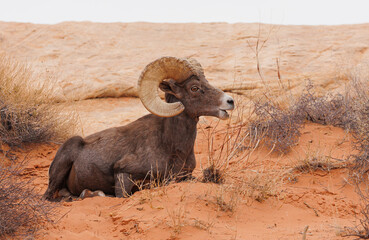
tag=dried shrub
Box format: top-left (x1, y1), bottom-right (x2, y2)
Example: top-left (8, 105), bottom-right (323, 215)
top-left (325, 66), bottom-right (369, 237)
top-left (352, 152), bottom-right (369, 180)
top-left (204, 168), bottom-right (282, 212)
top-left (202, 165), bottom-right (224, 184)
top-left (241, 170), bottom-right (281, 203)
top-left (214, 184), bottom-right (240, 213)
top-left (0, 54), bottom-right (76, 147)
top-left (292, 81), bottom-right (349, 127)
top-left (166, 205), bottom-right (187, 235)
top-left (341, 72), bottom-right (369, 178)
top-left (292, 148), bottom-right (345, 175)
top-left (249, 100), bottom-right (303, 153)
top-left (0, 161), bottom-right (53, 238)
top-left (343, 182), bottom-right (369, 239)
top-left (199, 96), bottom-right (257, 182)
top-left (249, 81), bottom-right (353, 153)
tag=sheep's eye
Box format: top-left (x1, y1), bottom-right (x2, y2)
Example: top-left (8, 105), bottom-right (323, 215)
top-left (190, 86), bottom-right (199, 92)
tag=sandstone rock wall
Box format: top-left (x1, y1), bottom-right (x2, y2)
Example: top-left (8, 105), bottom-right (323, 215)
top-left (0, 22), bottom-right (368, 101)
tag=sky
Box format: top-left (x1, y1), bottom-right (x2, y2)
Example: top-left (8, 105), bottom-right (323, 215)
top-left (1, 0), bottom-right (369, 25)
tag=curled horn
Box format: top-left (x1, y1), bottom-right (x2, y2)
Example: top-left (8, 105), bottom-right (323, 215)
top-left (137, 56), bottom-right (203, 117)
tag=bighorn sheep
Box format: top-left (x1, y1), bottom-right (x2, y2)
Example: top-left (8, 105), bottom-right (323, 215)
top-left (44, 57), bottom-right (234, 201)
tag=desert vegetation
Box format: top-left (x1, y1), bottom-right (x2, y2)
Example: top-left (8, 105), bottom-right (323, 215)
top-left (0, 54), bottom-right (76, 238)
top-left (191, 28), bottom-right (369, 237)
top-left (0, 161), bottom-right (53, 238)
top-left (0, 54), bottom-right (75, 147)
top-left (1, 58), bottom-right (367, 239)
top-left (1, 21), bottom-right (369, 239)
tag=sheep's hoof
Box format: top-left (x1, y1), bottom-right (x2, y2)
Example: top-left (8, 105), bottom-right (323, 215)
top-left (79, 189), bottom-right (106, 199)
top-left (59, 188), bottom-right (72, 197)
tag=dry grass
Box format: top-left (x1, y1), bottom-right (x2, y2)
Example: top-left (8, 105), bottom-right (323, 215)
top-left (343, 181), bottom-right (369, 239)
top-left (246, 24), bottom-right (303, 153)
top-left (214, 184), bottom-right (240, 213)
top-left (199, 95), bottom-right (258, 183)
top-left (0, 54), bottom-right (76, 148)
top-left (346, 75), bottom-right (369, 179)
top-left (241, 170), bottom-right (282, 203)
top-left (293, 84), bottom-right (349, 127)
top-left (192, 217), bottom-right (214, 232)
top-left (249, 80), bottom-right (352, 154)
top-left (245, 25), bottom-right (351, 154)
top-left (196, 26), bottom-right (369, 238)
top-left (293, 148), bottom-right (345, 175)
top-left (0, 54), bottom-right (75, 238)
top-left (340, 66), bottom-right (369, 238)
top-left (201, 167), bottom-right (283, 216)
top-left (198, 93), bottom-right (284, 209)
top-left (197, 29), bottom-right (366, 223)
top-left (166, 205), bottom-right (187, 235)
top-left (249, 99), bottom-right (303, 153)
top-left (124, 169), bottom-right (178, 208)
top-left (0, 160), bottom-right (54, 238)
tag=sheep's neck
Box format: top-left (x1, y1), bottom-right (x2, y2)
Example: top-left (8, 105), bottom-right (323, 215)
top-left (162, 112), bottom-right (197, 152)
top-left (161, 93), bottom-right (198, 157)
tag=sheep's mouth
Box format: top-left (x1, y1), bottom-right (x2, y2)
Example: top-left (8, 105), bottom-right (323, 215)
top-left (219, 109), bottom-right (230, 120)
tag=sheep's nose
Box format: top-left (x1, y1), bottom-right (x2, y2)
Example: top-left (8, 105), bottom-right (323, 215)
top-left (223, 95), bottom-right (235, 110)
top-left (227, 98), bottom-right (234, 106)
top-left (220, 94), bottom-right (235, 110)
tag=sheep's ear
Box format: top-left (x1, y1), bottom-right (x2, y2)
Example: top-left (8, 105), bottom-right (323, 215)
top-left (159, 79), bottom-right (183, 99)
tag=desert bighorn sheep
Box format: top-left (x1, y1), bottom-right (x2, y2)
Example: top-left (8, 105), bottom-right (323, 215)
top-left (44, 57), bottom-right (234, 201)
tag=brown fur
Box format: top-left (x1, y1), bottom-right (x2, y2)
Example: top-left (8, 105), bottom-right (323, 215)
top-left (44, 75), bottom-right (234, 201)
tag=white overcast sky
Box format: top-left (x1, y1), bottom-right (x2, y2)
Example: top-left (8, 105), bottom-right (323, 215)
top-left (1, 0), bottom-right (369, 25)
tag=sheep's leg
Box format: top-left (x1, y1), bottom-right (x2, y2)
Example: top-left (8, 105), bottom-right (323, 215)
top-left (113, 154), bottom-right (137, 197)
top-left (114, 172), bottom-right (135, 197)
top-left (58, 188), bottom-right (72, 197)
top-left (175, 149), bottom-right (196, 182)
top-left (43, 136), bottom-right (84, 201)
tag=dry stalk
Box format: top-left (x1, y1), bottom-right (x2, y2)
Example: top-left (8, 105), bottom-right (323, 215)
top-left (0, 54), bottom-right (76, 148)
top-left (199, 95), bottom-right (258, 183)
top-left (166, 205), bottom-right (187, 235)
top-left (0, 159), bottom-right (54, 238)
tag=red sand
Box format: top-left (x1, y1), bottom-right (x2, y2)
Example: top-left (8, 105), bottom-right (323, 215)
top-left (1, 21), bottom-right (367, 240)
top-left (13, 120), bottom-right (360, 240)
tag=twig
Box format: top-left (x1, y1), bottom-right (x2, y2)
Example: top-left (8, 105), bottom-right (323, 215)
top-left (302, 225), bottom-right (309, 240)
top-left (303, 202), bottom-right (319, 217)
top-left (54, 208), bottom-right (72, 224)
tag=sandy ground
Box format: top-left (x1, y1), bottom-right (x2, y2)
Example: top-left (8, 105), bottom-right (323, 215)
top-left (1, 21), bottom-right (368, 239)
top-left (16, 116), bottom-right (360, 240)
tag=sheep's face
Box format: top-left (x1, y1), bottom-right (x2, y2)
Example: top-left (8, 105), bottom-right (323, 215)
top-left (159, 75), bottom-right (234, 119)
